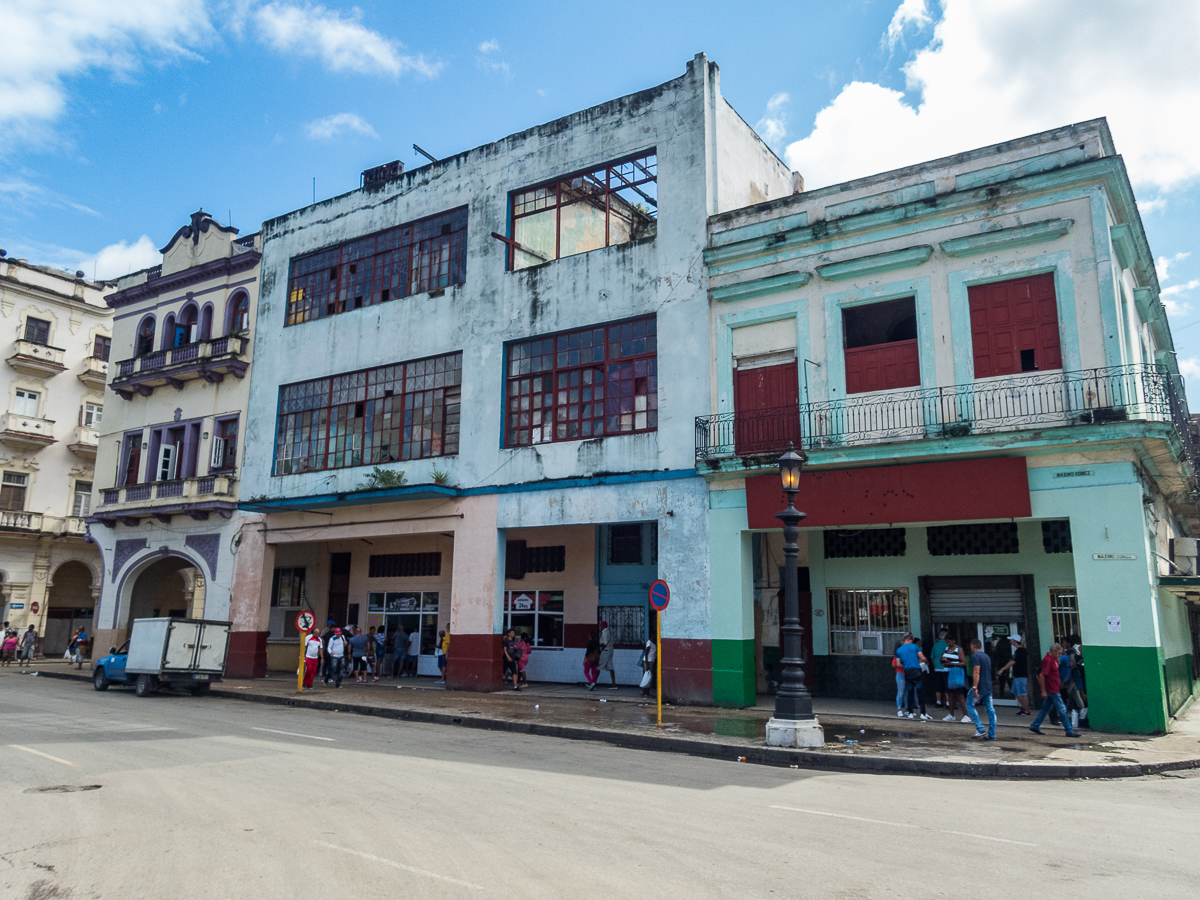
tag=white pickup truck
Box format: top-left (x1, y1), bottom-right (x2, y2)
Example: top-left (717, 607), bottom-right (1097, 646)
top-left (93, 617), bottom-right (231, 697)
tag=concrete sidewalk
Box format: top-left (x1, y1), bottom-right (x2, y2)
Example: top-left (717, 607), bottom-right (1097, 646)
top-left (20, 660), bottom-right (1200, 779)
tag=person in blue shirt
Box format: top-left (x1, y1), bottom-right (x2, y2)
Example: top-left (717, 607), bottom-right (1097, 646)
top-left (895, 634), bottom-right (932, 720)
top-left (965, 638), bottom-right (997, 740)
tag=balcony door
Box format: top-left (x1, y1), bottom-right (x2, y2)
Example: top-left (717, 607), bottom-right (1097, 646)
top-left (734, 356), bottom-right (800, 455)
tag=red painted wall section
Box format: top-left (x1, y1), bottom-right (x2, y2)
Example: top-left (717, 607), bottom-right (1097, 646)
top-left (226, 631), bottom-right (268, 678)
top-left (662, 638), bottom-right (713, 705)
top-left (446, 633), bottom-right (504, 692)
top-left (746, 457), bottom-right (1030, 529)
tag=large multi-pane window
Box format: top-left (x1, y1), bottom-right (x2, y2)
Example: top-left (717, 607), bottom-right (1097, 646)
top-left (503, 590), bottom-right (565, 648)
top-left (285, 207), bottom-right (467, 326)
top-left (505, 315), bottom-right (657, 446)
top-left (508, 152), bottom-right (657, 270)
top-left (827, 588), bottom-right (911, 656)
top-left (274, 352), bottom-right (462, 475)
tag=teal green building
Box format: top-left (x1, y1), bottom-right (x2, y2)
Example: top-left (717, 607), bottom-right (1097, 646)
top-left (699, 119), bottom-right (1199, 734)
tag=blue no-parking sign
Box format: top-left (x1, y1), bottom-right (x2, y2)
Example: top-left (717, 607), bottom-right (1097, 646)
top-left (649, 579), bottom-right (670, 611)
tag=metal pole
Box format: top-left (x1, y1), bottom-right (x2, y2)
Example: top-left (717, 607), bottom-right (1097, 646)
top-left (774, 494), bottom-right (813, 720)
top-left (656, 611), bottom-right (662, 727)
top-left (297, 629), bottom-right (306, 693)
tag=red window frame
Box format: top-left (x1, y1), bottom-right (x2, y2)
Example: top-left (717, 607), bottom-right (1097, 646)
top-left (504, 315), bottom-right (657, 447)
top-left (285, 207), bottom-right (467, 326)
top-left (968, 273), bottom-right (1063, 379)
top-left (274, 352), bottom-right (462, 475)
top-left (508, 152), bottom-right (657, 270)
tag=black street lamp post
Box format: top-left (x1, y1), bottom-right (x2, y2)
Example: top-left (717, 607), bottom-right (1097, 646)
top-left (774, 442), bottom-right (814, 721)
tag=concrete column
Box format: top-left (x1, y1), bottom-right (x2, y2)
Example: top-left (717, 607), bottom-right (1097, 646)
top-left (446, 494), bottom-right (504, 692)
top-left (228, 516), bottom-right (270, 678)
top-left (709, 495), bottom-right (755, 706)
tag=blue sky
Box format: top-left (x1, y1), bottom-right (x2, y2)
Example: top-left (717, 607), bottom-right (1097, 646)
top-left (3, 0), bottom-right (1199, 373)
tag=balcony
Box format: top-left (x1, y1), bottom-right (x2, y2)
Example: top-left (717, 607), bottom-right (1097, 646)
top-left (0, 512), bottom-right (89, 536)
top-left (696, 364), bottom-right (1197, 465)
top-left (112, 335), bottom-right (249, 399)
top-left (95, 475), bottom-right (238, 524)
top-left (67, 425), bottom-right (99, 460)
top-left (0, 510), bottom-right (42, 532)
top-left (77, 356), bottom-right (109, 389)
top-left (7, 340), bottom-right (66, 378)
top-left (0, 412), bottom-right (56, 452)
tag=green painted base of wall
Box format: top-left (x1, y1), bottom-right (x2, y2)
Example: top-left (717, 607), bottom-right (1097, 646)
top-left (1164, 653), bottom-right (1194, 717)
top-left (712, 639), bottom-right (755, 708)
top-left (1083, 645), bottom-right (1169, 734)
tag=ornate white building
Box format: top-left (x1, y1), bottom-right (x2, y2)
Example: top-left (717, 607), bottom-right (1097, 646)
top-left (0, 251), bottom-right (111, 654)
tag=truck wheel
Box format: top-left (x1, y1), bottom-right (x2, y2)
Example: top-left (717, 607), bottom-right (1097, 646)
top-left (189, 684), bottom-right (211, 696)
top-left (135, 674), bottom-right (158, 697)
top-left (93, 669), bottom-right (109, 692)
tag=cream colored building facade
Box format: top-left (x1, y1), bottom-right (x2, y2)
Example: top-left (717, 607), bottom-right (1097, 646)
top-left (0, 252), bottom-right (111, 654)
top-left (89, 212), bottom-right (268, 676)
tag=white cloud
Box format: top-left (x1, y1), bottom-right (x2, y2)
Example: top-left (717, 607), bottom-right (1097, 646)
top-left (0, 0), bottom-right (212, 146)
top-left (885, 0), bottom-right (932, 48)
top-left (80, 236), bottom-right (160, 280)
top-left (755, 92), bottom-right (790, 147)
top-left (254, 3), bottom-right (440, 78)
top-left (305, 112), bottom-right (378, 140)
top-left (475, 39), bottom-right (511, 79)
top-left (1179, 357), bottom-right (1200, 381)
top-left (1138, 197), bottom-right (1167, 215)
top-left (1157, 252), bottom-right (1191, 283)
top-left (786, 0), bottom-right (1200, 193)
top-left (1162, 279), bottom-right (1200, 298)
top-left (478, 39), bottom-right (499, 54)
top-left (0, 178), bottom-right (99, 217)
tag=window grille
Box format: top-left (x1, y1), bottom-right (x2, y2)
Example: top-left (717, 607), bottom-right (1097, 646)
top-left (275, 351), bottom-right (462, 474)
top-left (368, 553), bottom-right (442, 578)
top-left (508, 151), bottom-right (657, 270)
top-left (601, 605), bottom-right (646, 646)
top-left (607, 523), bottom-right (644, 565)
top-left (1041, 520), bottom-right (1073, 553)
top-left (827, 588), bottom-right (911, 656)
top-left (523, 545), bottom-right (566, 573)
top-left (1049, 587), bottom-right (1079, 644)
top-left (285, 207), bottom-right (467, 325)
top-left (824, 528), bottom-right (907, 558)
top-left (927, 522), bottom-right (1019, 556)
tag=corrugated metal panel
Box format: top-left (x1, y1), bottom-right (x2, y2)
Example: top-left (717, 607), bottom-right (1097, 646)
top-left (929, 587), bottom-right (1023, 618)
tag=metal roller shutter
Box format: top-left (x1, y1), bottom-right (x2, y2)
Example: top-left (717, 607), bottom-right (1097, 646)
top-left (929, 586), bottom-right (1024, 619)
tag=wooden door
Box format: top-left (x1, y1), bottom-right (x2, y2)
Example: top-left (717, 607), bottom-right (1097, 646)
top-left (734, 361), bottom-right (800, 454)
top-left (969, 273), bottom-right (1062, 378)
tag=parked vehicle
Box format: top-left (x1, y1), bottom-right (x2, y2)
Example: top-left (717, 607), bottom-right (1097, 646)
top-left (93, 618), bottom-right (231, 697)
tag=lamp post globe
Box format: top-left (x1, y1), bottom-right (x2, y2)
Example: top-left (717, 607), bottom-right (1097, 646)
top-left (774, 442), bottom-right (814, 722)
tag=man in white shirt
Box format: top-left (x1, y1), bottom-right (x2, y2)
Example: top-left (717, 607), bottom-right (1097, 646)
top-left (302, 630), bottom-right (322, 689)
top-left (325, 627), bottom-right (348, 688)
top-left (406, 628), bottom-right (421, 677)
top-left (598, 620), bottom-right (617, 689)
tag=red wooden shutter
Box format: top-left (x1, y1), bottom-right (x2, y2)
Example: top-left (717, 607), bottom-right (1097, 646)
top-left (844, 339), bottom-right (920, 394)
top-left (969, 273), bottom-right (1061, 379)
top-left (733, 361), bottom-right (800, 454)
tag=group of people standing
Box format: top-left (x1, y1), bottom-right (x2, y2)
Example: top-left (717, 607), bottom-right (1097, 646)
top-left (300, 620), bottom-right (449, 690)
top-left (893, 630), bottom-right (1086, 740)
top-left (0, 623), bottom-right (87, 669)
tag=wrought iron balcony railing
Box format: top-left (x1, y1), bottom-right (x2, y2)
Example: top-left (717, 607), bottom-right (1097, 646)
top-left (695, 364), bottom-right (1198, 465)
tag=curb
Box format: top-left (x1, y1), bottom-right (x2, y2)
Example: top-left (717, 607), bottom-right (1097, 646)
top-left (29, 669), bottom-right (1200, 780)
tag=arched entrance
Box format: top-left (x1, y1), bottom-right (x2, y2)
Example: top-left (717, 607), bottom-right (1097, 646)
top-left (122, 556), bottom-right (206, 630)
top-left (44, 561), bottom-right (96, 657)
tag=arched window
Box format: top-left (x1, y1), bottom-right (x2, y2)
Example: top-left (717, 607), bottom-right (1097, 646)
top-left (136, 317), bottom-right (156, 356)
top-left (162, 314), bottom-right (177, 350)
top-left (175, 304), bottom-right (198, 347)
top-left (227, 292), bottom-right (250, 334)
top-left (199, 304), bottom-right (213, 342)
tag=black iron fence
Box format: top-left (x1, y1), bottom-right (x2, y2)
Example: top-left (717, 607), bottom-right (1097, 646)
top-left (696, 364), bottom-right (1198, 463)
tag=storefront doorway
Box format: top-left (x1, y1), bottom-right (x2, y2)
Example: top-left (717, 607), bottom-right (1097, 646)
top-left (368, 591), bottom-right (441, 674)
top-left (927, 576), bottom-right (1026, 705)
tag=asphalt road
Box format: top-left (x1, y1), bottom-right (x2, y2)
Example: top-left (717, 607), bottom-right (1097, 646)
top-left (2, 676), bottom-right (1199, 900)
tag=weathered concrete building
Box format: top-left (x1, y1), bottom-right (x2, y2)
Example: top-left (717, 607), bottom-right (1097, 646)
top-left (700, 119), bottom-right (1200, 733)
top-left (0, 254), bottom-right (110, 654)
top-left (240, 54), bottom-right (794, 696)
top-left (89, 213), bottom-right (268, 676)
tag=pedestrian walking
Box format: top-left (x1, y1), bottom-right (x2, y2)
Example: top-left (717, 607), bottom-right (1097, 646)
top-left (964, 638), bottom-right (997, 740)
top-left (372, 626), bottom-right (385, 679)
top-left (517, 632), bottom-right (531, 686)
top-left (940, 635), bottom-right (971, 722)
top-left (892, 643), bottom-right (907, 715)
top-left (598, 619), bottom-right (617, 689)
top-left (502, 628), bottom-right (521, 690)
top-left (931, 629), bottom-right (949, 709)
top-left (1030, 643), bottom-right (1078, 737)
top-left (18, 625), bottom-right (37, 667)
top-left (302, 629), bottom-right (322, 689)
top-left (325, 627), bottom-right (348, 688)
top-left (406, 626), bottom-right (421, 677)
top-left (996, 634), bottom-right (1031, 716)
top-left (348, 626), bottom-right (369, 683)
top-left (1, 629), bottom-right (16, 666)
top-left (638, 636), bottom-right (656, 699)
top-left (321, 620), bottom-right (337, 682)
top-left (1058, 637), bottom-right (1085, 730)
top-left (895, 634), bottom-right (932, 719)
top-left (435, 630), bottom-right (448, 683)
top-left (72, 627), bottom-right (89, 669)
top-left (584, 630), bottom-right (600, 690)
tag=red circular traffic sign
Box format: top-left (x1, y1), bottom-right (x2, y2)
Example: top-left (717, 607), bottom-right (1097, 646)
top-left (649, 579), bottom-right (670, 611)
top-left (30, 601), bottom-right (39, 614)
top-left (295, 610), bottom-right (316, 633)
